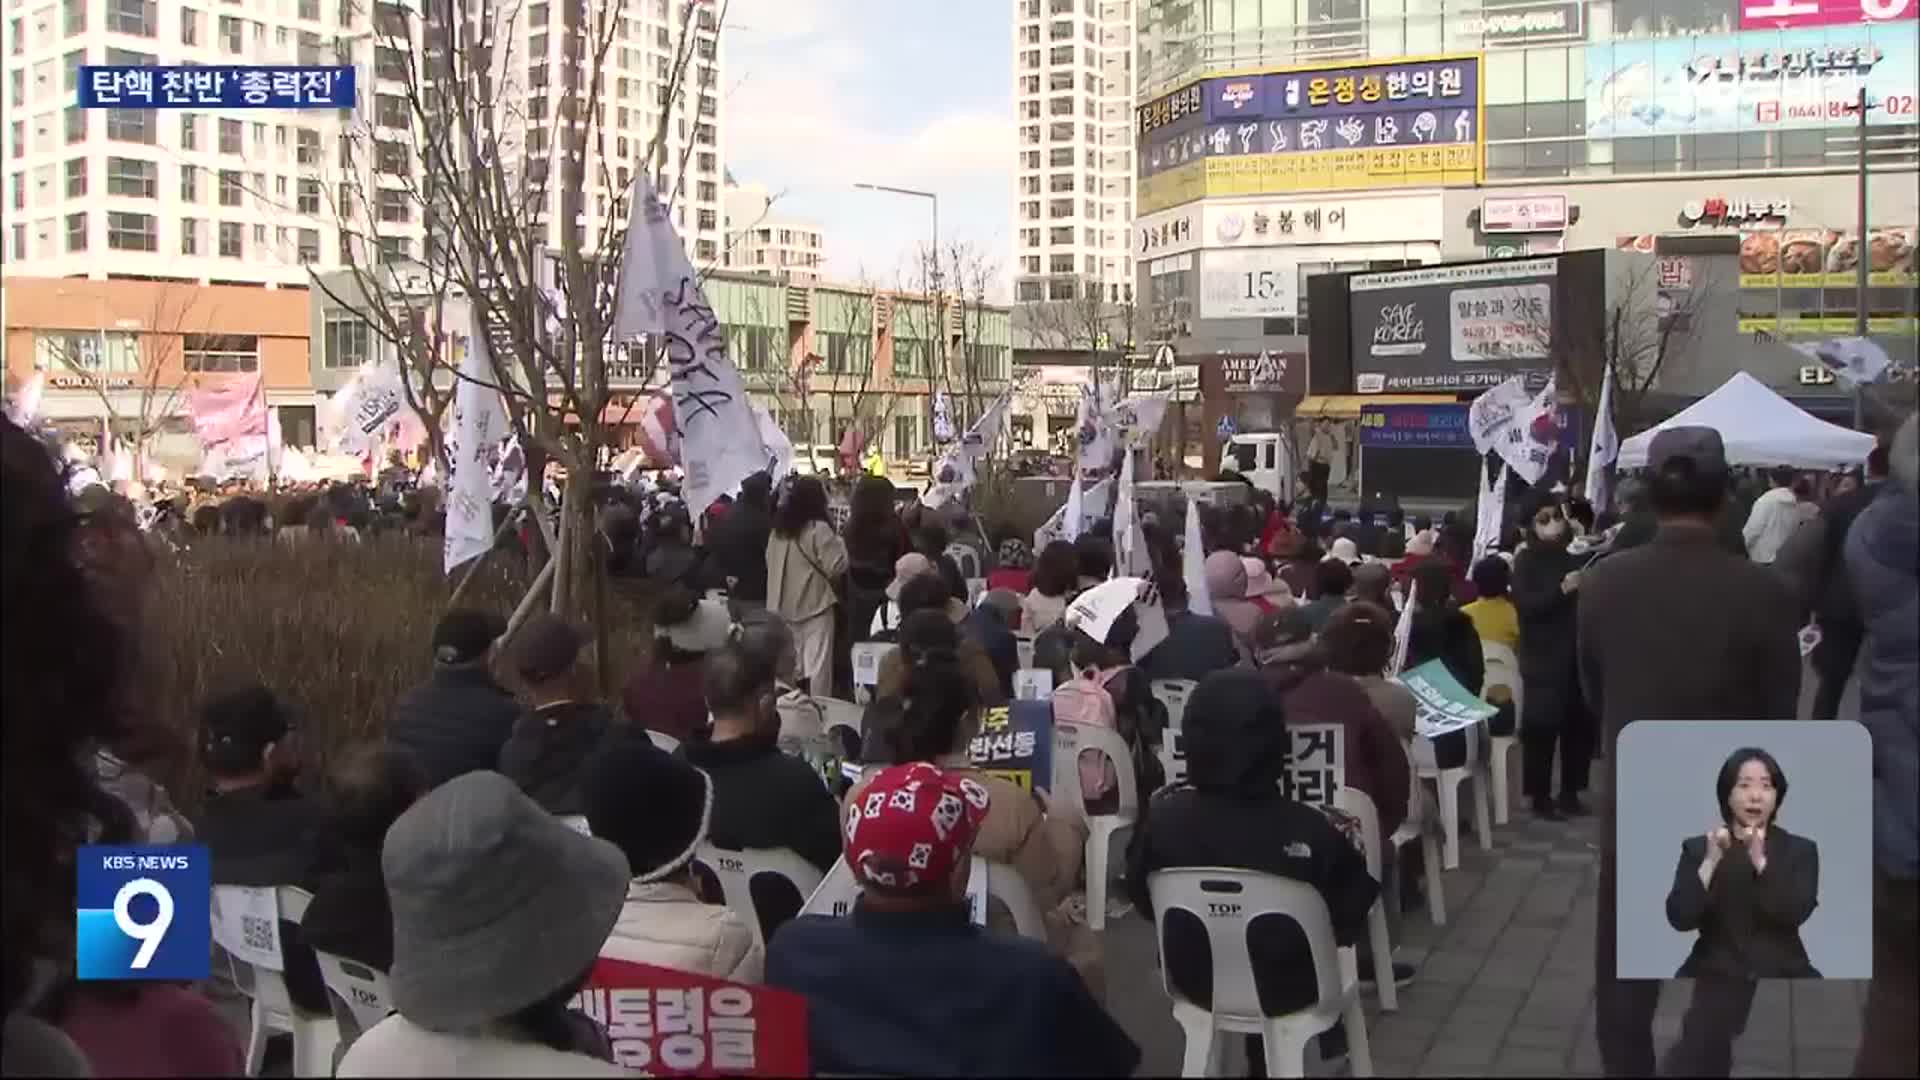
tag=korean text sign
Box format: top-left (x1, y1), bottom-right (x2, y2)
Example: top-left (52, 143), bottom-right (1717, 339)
top-left (79, 66), bottom-right (356, 109)
top-left (76, 845), bottom-right (211, 981)
top-left (571, 957), bottom-right (808, 1076)
top-left (1740, 0), bottom-right (1917, 30)
top-left (1394, 660), bottom-right (1497, 739)
top-left (968, 701), bottom-right (1054, 793)
top-left (1281, 723), bottom-right (1346, 806)
top-left (1137, 57), bottom-right (1482, 212)
top-left (1584, 24), bottom-right (1916, 139)
top-left (1349, 259), bottom-right (1558, 392)
top-left (1357, 404), bottom-right (1475, 449)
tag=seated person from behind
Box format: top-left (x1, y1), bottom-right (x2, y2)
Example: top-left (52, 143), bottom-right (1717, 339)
top-left (1665, 747), bottom-right (1821, 979)
top-left (193, 684), bottom-right (331, 1016)
top-left (766, 762), bottom-right (1141, 1078)
top-left (587, 736), bottom-right (762, 982)
top-left (1126, 669), bottom-right (1380, 1062)
top-left (621, 584), bottom-right (731, 745)
top-left (497, 614), bottom-right (612, 817)
top-left (877, 574), bottom-right (1006, 706)
top-left (387, 609), bottom-right (518, 789)
top-left (300, 743), bottom-right (429, 975)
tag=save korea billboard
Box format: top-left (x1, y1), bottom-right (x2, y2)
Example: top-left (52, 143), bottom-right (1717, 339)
top-left (1348, 259), bottom-right (1559, 393)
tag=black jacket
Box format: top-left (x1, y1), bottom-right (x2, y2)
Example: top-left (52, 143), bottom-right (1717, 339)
top-left (195, 782), bottom-right (330, 1014)
top-left (388, 664), bottom-right (521, 789)
top-left (1407, 607), bottom-right (1485, 697)
top-left (1665, 824), bottom-right (1821, 979)
top-left (1510, 540), bottom-right (1584, 727)
top-left (1139, 610), bottom-right (1241, 684)
top-left (298, 851), bottom-right (393, 973)
top-left (497, 701), bottom-right (614, 816)
top-left (1125, 671), bottom-right (1378, 1015)
top-left (964, 604), bottom-right (1019, 699)
top-left (706, 502), bottom-right (773, 603)
top-left (680, 731), bottom-right (843, 875)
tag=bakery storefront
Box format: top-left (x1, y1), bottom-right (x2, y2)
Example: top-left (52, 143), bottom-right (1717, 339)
top-left (1442, 171), bottom-right (1919, 414)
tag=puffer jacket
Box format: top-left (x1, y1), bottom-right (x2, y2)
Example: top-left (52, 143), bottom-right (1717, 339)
top-left (598, 880), bottom-right (763, 983)
top-left (1847, 481), bottom-right (1919, 880)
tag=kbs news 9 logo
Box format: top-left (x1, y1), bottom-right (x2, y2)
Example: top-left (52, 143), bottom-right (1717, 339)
top-left (76, 845), bottom-right (211, 981)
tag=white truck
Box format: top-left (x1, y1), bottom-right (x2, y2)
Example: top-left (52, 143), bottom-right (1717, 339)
top-left (1218, 431), bottom-right (1297, 506)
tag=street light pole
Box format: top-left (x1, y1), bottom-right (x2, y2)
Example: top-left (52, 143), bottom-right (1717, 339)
top-left (854, 180), bottom-right (943, 445)
top-left (1852, 86), bottom-right (1869, 432)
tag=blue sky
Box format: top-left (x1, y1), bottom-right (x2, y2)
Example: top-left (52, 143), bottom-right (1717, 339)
top-left (722, 0), bottom-right (1013, 295)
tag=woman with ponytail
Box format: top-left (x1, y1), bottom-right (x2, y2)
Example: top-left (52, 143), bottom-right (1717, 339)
top-left (853, 613), bottom-right (1104, 994)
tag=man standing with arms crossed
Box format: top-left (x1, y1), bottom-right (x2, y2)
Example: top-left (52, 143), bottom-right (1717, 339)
top-left (1578, 427), bottom-right (1803, 1076)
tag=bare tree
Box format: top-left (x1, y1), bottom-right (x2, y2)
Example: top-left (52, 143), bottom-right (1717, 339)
top-left (810, 284), bottom-right (901, 470)
top-left (1015, 285), bottom-right (1140, 398)
top-left (34, 287), bottom-right (202, 479)
top-left (1563, 258), bottom-right (1720, 437)
top-left (310, 0), bottom-right (728, 616)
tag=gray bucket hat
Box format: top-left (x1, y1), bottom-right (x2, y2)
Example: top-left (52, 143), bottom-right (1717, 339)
top-left (382, 771), bottom-right (629, 1031)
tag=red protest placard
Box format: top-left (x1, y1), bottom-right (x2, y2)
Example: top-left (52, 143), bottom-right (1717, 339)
top-left (569, 957), bottom-right (809, 1077)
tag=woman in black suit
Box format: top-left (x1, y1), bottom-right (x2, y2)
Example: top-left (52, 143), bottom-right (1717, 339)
top-left (1655, 748), bottom-right (1819, 1076)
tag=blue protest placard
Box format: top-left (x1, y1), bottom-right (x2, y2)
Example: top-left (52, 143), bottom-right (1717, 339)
top-left (78, 66), bottom-right (356, 109)
top-left (968, 701), bottom-right (1054, 794)
top-left (76, 844), bottom-right (211, 981)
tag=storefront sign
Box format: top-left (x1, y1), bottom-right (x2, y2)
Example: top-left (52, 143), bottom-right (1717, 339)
top-left (1481, 194), bottom-right (1569, 233)
top-left (1349, 259), bottom-right (1558, 392)
top-left (1199, 249), bottom-right (1302, 318)
top-left (1738, 225), bottom-right (1917, 287)
top-left (1137, 56), bottom-right (1482, 213)
top-left (1137, 83), bottom-right (1206, 138)
top-left (1487, 236), bottom-right (1565, 258)
top-left (1586, 26), bottom-right (1916, 139)
top-left (1448, 1), bottom-right (1586, 44)
top-left (1798, 364), bottom-right (1839, 385)
top-left (1135, 208), bottom-right (1197, 257)
top-left (1358, 403), bottom-right (1475, 448)
top-left (1658, 256), bottom-right (1695, 288)
top-left (1218, 350), bottom-right (1304, 395)
top-left (1681, 196), bottom-right (1793, 227)
top-left (1202, 193), bottom-right (1443, 246)
top-left (1132, 364), bottom-right (1202, 402)
top-left (1740, 0), bottom-right (1917, 31)
top-left (48, 374), bottom-right (137, 389)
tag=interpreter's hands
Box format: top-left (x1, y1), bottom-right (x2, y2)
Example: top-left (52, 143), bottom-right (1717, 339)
top-left (1698, 825), bottom-right (1733, 888)
top-left (1738, 824), bottom-right (1768, 873)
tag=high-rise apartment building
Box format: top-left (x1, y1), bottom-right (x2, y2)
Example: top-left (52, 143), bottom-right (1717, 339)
top-left (0, 0), bottom-right (725, 286)
top-left (1012, 0), bottom-right (1136, 305)
top-left (723, 180), bottom-right (824, 284)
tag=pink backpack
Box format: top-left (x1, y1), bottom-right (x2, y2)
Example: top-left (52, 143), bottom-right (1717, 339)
top-left (1052, 669), bottom-right (1120, 802)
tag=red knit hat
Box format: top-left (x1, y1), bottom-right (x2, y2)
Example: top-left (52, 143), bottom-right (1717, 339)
top-left (845, 762), bottom-right (990, 895)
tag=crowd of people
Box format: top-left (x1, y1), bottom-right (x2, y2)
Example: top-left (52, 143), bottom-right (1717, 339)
top-left (3, 404), bottom-right (1916, 1079)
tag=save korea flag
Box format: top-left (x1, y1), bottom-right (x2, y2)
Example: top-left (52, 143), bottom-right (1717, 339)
top-left (570, 957), bottom-right (808, 1077)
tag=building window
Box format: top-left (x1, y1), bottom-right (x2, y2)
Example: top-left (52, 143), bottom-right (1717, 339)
top-left (296, 128), bottom-right (320, 165)
top-left (106, 211), bottom-right (158, 251)
top-left (296, 228), bottom-right (320, 263)
top-left (893, 337), bottom-right (927, 377)
top-left (183, 333), bottom-right (259, 372)
top-left (64, 0), bottom-right (86, 35)
top-left (218, 14), bottom-right (241, 52)
top-left (297, 178), bottom-right (321, 214)
top-left (375, 93), bottom-right (408, 128)
top-left (65, 106), bottom-right (87, 144)
top-left (35, 331), bottom-right (141, 373)
top-left (180, 8), bottom-right (200, 45)
top-left (180, 217), bottom-right (201, 255)
top-left (178, 112), bottom-right (199, 150)
top-left (65, 157), bottom-right (87, 197)
top-left (219, 118), bottom-right (241, 154)
top-left (218, 169), bottom-right (242, 206)
top-left (374, 140), bottom-right (408, 175)
top-left (377, 188), bottom-right (410, 223)
top-left (323, 312), bottom-right (371, 368)
top-left (106, 0), bottom-right (156, 36)
top-left (725, 325), bottom-right (779, 372)
top-left (375, 45), bottom-right (406, 79)
top-left (178, 164), bottom-right (198, 201)
top-left (218, 220), bottom-right (242, 257)
top-left (64, 212), bottom-right (88, 251)
top-left (816, 330), bottom-right (871, 374)
top-left (893, 414), bottom-right (917, 457)
top-left (377, 235), bottom-right (409, 262)
top-left (106, 157), bottom-right (157, 198)
top-left (9, 223), bottom-right (25, 260)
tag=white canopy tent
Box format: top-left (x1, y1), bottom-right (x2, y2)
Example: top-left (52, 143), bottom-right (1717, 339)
top-left (1617, 371), bottom-right (1876, 470)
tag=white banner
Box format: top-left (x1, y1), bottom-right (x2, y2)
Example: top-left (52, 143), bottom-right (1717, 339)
top-left (611, 174), bottom-right (767, 518)
top-left (1449, 283), bottom-right (1552, 363)
top-left (1468, 375), bottom-right (1535, 456)
top-left (1035, 476), bottom-right (1114, 552)
top-left (1473, 463), bottom-right (1508, 565)
top-left (1198, 248), bottom-right (1301, 319)
top-left (753, 403), bottom-right (794, 480)
top-left (443, 302), bottom-right (507, 574)
top-left (325, 362), bottom-right (407, 455)
top-left (1585, 361), bottom-right (1618, 513)
top-left (922, 390), bottom-right (1012, 510)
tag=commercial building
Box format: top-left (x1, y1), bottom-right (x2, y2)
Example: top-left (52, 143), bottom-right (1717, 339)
top-left (1132, 0), bottom-right (1919, 486)
top-left (1, 0), bottom-right (726, 282)
top-left (1013, 0), bottom-right (1138, 304)
top-left (723, 180), bottom-right (825, 284)
top-left (2, 275), bottom-right (315, 476)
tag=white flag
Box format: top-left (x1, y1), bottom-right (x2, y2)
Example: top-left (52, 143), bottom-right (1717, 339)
top-left (1389, 578), bottom-right (1417, 676)
top-left (922, 389), bottom-right (1011, 509)
top-left (1061, 470), bottom-right (1085, 543)
top-left (1183, 487), bottom-right (1212, 617)
top-left (1792, 336), bottom-right (1893, 388)
top-left (752, 403), bottom-right (794, 480)
top-left (490, 436), bottom-right (527, 504)
top-left (444, 304), bottom-right (507, 574)
top-left (326, 362), bottom-right (406, 455)
top-left (610, 175), bottom-right (766, 518)
top-left (1473, 463), bottom-right (1508, 565)
top-left (1484, 375), bottom-right (1559, 486)
top-left (1035, 476), bottom-right (1112, 552)
top-left (1468, 375), bottom-right (1534, 457)
top-left (1584, 361), bottom-right (1618, 513)
top-left (1111, 450), bottom-right (1140, 576)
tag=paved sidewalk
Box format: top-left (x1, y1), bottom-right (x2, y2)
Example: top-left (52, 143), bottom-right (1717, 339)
top-left (1101, 758), bottom-right (1869, 1077)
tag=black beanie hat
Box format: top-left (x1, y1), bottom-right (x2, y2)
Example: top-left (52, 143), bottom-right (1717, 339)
top-left (584, 737), bottom-right (713, 883)
top-left (433, 609), bottom-right (506, 666)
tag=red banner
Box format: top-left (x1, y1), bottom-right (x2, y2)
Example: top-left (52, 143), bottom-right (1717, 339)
top-left (188, 372), bottom-right (267, 446)
top-left (1739, 0), bottom-right (1915, 29)
top-left (569, 958), bottom-right (808, 1077)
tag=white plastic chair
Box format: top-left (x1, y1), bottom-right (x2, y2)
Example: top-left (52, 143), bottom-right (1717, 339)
top-left (646, 728), bottom-right (681, 753)
top-left (1052, 721), bottom-right (1140, 931)
top-left (210, 885), bottom-right (339, 1078)
top-left (966, 577), bottom-right (988, 608)
top-left (1012, 668), bottom-right (1054, 701)
top-left (849, 643), bottom-right (890, 705)
top-left (816, 696), bottom-right (866, 748)
top-left (1330, 785), bottom-right (1447, 1009)
top-left (1412, 721), bottom-right (1494, 871)
top-left (945, 543), bottom-right (983, 580)
top-left (312, 950), bottom-right (392, 1052)
top-left (1014, 633), bottom-right (1037, 671)
top-left (1146, 869), bottom-right (1374, 1078)
top-left (1479, 640), bottom-right (1522, 826)
top-left (1151, 678), bottom-right (1198, 731)
top-left (797, 855), bottom-right (1035, 937)
top-left (1158, 728), bottom-right (1188, 790)
top-left (692, 843), bottom-right (826, 949)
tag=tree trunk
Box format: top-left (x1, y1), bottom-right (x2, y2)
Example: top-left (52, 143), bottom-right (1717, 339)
top-left (552, 466), bottom-right (597, 620)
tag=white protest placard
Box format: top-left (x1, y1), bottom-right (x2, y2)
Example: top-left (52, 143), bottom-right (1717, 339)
top-left (1012, 668), bottom-right (1054, 702)
top-left (850, 643), bottom-right (888, 697)
top-left (1394, 658), bottom-right (1498, 739)
top-left (1284, 723), bottom-right (1346, 806)
top-left (211, 885), bottom-right (283, 971)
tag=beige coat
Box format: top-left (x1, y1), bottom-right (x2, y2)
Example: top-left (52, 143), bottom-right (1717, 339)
top-left (597, 880), bottom-right (762, 984)
top-left (843, 764), bottom-right (1103, 995)
top-left (765, 520), bottom-right (848, 624)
